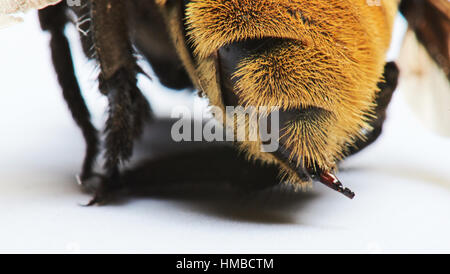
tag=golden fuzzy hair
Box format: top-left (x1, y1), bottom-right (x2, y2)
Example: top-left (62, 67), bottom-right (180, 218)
top-left (185, 0), bottom-right (397, 172)
top-left (159, 0), bottom-right (398, 184)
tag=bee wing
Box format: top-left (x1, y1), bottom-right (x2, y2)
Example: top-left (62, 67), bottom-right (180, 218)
top-left (399, 0), bottom-right (450, 136)
top-left (0, 0), bottom-right (62, 28)
top-left (399, 30), bottom-right (450, 137)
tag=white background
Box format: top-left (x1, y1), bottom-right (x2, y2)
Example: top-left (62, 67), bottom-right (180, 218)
top-left (0, 12), bottom-right (450, 253)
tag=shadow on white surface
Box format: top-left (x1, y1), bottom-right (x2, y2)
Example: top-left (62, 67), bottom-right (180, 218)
top-left (105, 119), bottom-right (320, 225)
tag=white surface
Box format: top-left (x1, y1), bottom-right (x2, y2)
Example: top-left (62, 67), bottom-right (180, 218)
top-left (1, 13), bottom-right (450, 254)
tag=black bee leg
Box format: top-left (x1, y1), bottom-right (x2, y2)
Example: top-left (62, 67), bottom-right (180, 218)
top-left (88, 0), bottom-right (152, 205)
top-left (38, 3), bottom-right (100, 180)
top-left (345, 62), bottom-right (399, 157)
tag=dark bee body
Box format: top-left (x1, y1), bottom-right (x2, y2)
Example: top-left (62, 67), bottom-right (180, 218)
top-left (127, 0), bottom-right (193, 90)
top-left (36, 0), bottom-right (449, 204)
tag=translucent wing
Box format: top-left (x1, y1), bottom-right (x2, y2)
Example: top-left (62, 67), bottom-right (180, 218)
top-left (0, 0), bottom-right (61, 28)
top-left (399, 0), bottom-right (450, 136)
top-left (399, 30), bottom-right (450, 137)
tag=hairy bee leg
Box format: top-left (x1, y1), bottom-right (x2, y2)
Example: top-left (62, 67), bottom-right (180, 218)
top-left (345, 62), bottom-right (399, 157)
top-left (88, 0), bottom-right (152, 204)
top-left (38, 3), bottom-right (99, 180)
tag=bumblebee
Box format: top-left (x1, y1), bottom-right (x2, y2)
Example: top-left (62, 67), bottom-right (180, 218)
top-left (1, 0), bottom-right (448, 203)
